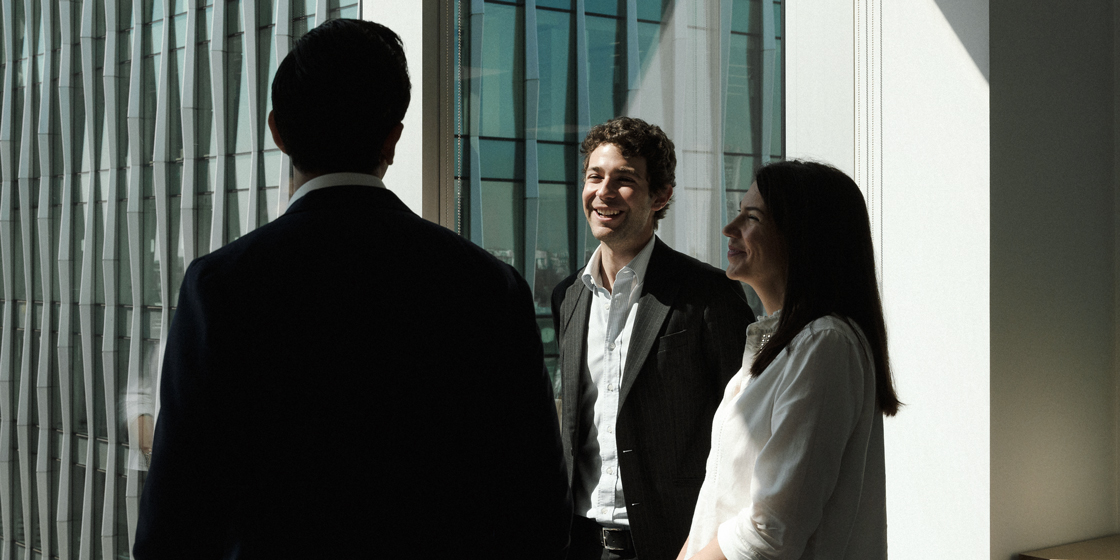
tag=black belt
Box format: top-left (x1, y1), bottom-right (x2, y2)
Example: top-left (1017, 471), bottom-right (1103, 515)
top-left (598, 526), bottom-right (633, 551)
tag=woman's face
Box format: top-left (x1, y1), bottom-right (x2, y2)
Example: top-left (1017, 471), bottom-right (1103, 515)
top-left (723, 183), bottom-right (787, 298)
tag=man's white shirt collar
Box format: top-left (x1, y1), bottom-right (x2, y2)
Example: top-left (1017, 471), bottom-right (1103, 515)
top-left (580, 235), bottom-right (658, 292)
top-left (286, 172), bottom-right (385, 209)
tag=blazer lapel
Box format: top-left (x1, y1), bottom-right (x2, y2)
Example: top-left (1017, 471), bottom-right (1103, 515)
top-left (560, 281), bottom-right (592, 453)
top-left (619, 238), bottom-right (680, 408)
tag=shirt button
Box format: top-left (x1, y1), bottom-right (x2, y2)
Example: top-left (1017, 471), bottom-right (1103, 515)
top-left (606, 467), bottom-right (614, 475)
top-left (606, 425), bottom-right (613, 433)
top-left (601, 508), bottom-right (609, 515)
top-left (605, 303), bottom-right (611, 311)
top-left (609, 342), bottom-right (616, 350)
top-left (607, 383), bottom-right (615, 391)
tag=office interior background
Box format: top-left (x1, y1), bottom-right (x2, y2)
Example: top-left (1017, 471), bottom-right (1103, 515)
top-left (0, 0), bottom-right (1114, 559)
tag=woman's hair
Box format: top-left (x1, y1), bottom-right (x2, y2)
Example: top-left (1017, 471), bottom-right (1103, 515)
top-left (749, 160), bottom-right (901, 416)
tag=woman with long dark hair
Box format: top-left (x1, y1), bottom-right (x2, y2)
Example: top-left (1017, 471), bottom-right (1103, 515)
top-left (678, 160), bottom-right (900, 560)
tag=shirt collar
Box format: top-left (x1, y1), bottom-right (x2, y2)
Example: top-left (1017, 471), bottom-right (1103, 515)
top-left (287, 172), bottom-right (385, 209)
top-left (580, 235), bottom-right (658, 292)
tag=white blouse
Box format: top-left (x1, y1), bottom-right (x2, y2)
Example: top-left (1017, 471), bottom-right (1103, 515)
top-left (684, 313), bottom-right (887, 560)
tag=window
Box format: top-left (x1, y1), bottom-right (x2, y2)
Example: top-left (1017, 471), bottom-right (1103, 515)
top-left (0, 1), bottom-right (357, 557)
top-left (455, 0), bottom-right (783, 385)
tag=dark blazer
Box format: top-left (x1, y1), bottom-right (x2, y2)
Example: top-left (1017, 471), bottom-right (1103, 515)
top-left (134, 184), bottom-right (571, 559)
top-left (551, 237), bottom-right (752, 560)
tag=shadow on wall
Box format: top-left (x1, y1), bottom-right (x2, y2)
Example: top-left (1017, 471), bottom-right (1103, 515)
top-left (933, 0), bottom-right (990, 82)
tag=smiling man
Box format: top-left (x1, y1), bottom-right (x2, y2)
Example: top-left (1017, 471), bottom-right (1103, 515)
top-left (551, 117), bottom-right (754, 560)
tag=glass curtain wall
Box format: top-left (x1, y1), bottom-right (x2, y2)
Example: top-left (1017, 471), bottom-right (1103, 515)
top-left (456, 0), bottom-right (784, 383)
top-left (0, 0), bottom-right (359, 558)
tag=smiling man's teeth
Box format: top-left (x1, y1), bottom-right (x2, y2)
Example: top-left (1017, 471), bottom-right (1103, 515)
top-left (598, 209), bottom-right (620, 216)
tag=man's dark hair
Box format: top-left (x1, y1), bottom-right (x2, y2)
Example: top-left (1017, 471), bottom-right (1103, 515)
top-left (580, 116), bottom-right (676, 223)
top-left (749, 160), bottom-right (901, 416)
top-left (271, 19), bottom-right (410, 175)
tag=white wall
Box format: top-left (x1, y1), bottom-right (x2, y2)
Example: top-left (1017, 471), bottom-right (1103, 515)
top-left (364, 3), bottom-right (426, 214)
top-left (788, 0), bottom-right (991, 557)
top-left (990, 1), bottom-right (1118, 558)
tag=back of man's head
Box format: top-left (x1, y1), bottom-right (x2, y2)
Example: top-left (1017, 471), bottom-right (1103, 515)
top-left (271, 19), bottom-right (410, 176)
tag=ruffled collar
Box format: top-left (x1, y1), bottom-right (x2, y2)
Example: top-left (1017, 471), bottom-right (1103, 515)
top-left (745, 310), bottom-right (781, 355)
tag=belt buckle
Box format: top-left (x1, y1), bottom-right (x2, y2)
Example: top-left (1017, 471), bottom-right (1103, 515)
top-left (600, 527), bottom-right (627, 551)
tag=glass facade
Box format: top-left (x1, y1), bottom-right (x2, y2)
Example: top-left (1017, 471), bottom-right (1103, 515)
top-left (456, 0), bottom-right (784, 384)
top-left (0, 0), bottom-right (358, 558)
top-left (0, 0), bottom-right (780, 556)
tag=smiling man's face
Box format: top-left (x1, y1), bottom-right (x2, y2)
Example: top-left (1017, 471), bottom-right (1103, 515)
top-left (582, 143), bottom-right (671, 255)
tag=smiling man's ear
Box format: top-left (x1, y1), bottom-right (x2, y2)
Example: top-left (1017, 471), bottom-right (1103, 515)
top-left (652, 184), bottom-right (674, 211)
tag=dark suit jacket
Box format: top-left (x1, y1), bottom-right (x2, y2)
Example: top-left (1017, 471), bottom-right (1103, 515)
top-left (134, 184), bottom-right (571, 559)
top-left (551, 237), bottom-right (752, 560)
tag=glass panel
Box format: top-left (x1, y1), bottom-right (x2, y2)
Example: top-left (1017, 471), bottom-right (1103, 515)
top-left (535, 9), bottom-right (574, 143)
top-left (93, 334), bottom-right (107, 439)
top-left (636, 0), bottom-right (667, 21)
top-left (291, 0), bottom-right (315, 18)
top-left (226, 36), bottom-right (251, 154)
top-left (13, 197), bottom-right (26, 300)
top-left (480, 181), bottom-right (523, 272)
top-left (635, 20), bottom-right (659, 90)
top-left (146, 0), bottom-right (165, 21)
top-left (478, 138), bottom-right (523, 180)
top-left (479, 3), bottom-right (524, 138)
top-left (229, 153), bottom-right (252, 191)
top-left (196, 39), bottom-right (214, 157)
top-left (117, 199), bottom-right (132, 304)
top-left (585, 0), bottom-right (622, 17)
top-left (724, 33), bottom-right (757, 155)
top-left (537, 0), bottom-right (571, 8)
top-left (335, 5), bottom-right (358, 19)
top-left (200, 4), bottom-right (214, 41)
top-left (92, 201), bottom-right (105, 305)
top-left (168, 37), bottom-right (185, 162)
top-left (584, 14), bottom-right (624, 128)
top-left (536, 143), bottom-right (576, 183)
top-left (225, 190), bottom-right (248, 243)
top-left (71, 331), bottom-right (86, 436)
top-left (116, 337), bottom-right (129, 448)
top-left (258, 187), bottom-right (278, 225)
top-left (226, 0), bottom-right (243, 34)
top-left (258, 24), bottom-right (276, 150)
top-left (732, 0), bottom-right (760, 35)
top-left (142, 198), bottom-right (161, 307)
top-left (723, 154), bottom-right (758, 203)
top-left (51, 200), bottom-right (61, 301)
top-left (170, 196), bottom-right (184, 299)
top-left (11, 445), bottom-right (23, 546)
top-left (196, 186), bottom-right (213, 257)
top-left (774, 1), bottom-right (782, 38)
top-left (534, 182), bottom-right (571, 308)
top-left (262, 150), bottom-right (281, 188)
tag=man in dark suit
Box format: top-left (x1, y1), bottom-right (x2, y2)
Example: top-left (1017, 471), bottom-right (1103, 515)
top-left (552, 117), bottom-right (752, 560)
top-left (134, 19), bottom-right (571, 559)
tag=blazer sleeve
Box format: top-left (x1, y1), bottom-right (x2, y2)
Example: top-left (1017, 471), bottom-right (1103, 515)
top-left (133, 258), bottom-right (237, 559)
top-left (496, 266), bottom-right (574, 558)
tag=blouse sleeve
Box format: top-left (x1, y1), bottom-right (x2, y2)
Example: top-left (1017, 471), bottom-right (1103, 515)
top-left (716, 326), bottom-right (871, 560)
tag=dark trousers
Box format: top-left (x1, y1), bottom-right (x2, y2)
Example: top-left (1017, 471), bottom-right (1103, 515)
top-left (567, 515), bottom-right (638, 560)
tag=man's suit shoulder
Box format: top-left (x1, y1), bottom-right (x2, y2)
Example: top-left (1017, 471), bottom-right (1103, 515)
top-left (650, 240), bottom-right (748, 304)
